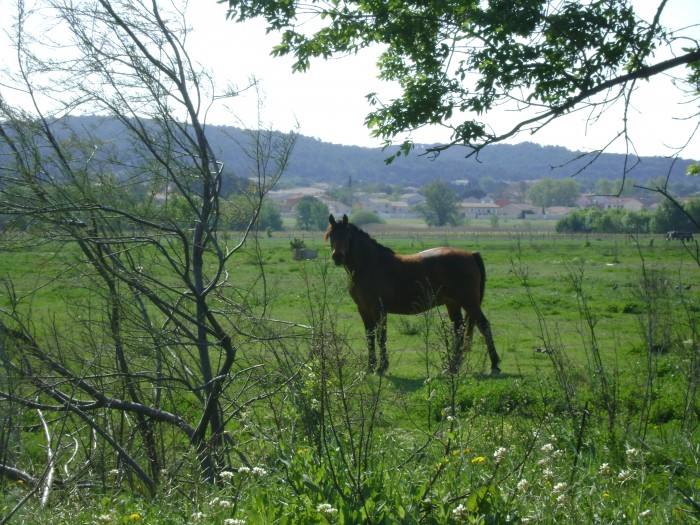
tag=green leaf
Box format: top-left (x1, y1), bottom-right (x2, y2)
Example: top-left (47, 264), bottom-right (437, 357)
top-left (465, 484), bottom-right (498, 514)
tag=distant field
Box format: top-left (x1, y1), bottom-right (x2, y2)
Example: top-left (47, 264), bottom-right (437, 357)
top-left (2, 229), bottom-right (696, 380)
top-left (281, 215), bottom-right (559, 233)
top-left (221, 228), bottom-right (698, 384)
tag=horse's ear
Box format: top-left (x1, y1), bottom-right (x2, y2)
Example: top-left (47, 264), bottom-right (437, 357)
top-left (342, 214), bottom-right (349, 224)
top-left (329, 214), bottom-right (335, 225)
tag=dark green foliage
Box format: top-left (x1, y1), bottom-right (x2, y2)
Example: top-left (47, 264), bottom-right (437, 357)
top-left (225, 0), bottom-right (700, 157)
top-left (525, 177), bottom-right (581, 210)
top-left (349, 210), bottom-right (384, 226)
top-left (415, 179), bottom-right (461, 227)
top-left (294, 195), bottom-right (329, 230)
top-left (554, 202), bottom-right (700, 234)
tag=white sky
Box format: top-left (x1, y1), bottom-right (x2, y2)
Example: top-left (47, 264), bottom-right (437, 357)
top-left (1, 0), bottom-right (698, 159)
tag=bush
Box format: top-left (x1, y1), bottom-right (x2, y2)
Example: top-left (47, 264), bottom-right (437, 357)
top-left (350, 210), bottom-right (385, 226)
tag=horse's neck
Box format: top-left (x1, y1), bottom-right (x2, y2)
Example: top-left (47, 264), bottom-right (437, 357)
top-left (346, 235), bottom-right (390, 275)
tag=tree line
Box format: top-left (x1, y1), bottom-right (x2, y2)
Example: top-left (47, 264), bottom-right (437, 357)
top-left (556, 199), bottom-right (700, 234)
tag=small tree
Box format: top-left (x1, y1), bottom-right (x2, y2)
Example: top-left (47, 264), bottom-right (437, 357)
top-left (350, 210), bottom-right (384, 226)
top-left (295, 196), bottom-right (330, 230)
top-left (526, 178), bottom-right (581, 213)
top-left (0, 0), bottom-right (296, 496)
top-left (415, 180), bottom-right (461, 227)
top-left (650, 199), bottom-right (696, 233)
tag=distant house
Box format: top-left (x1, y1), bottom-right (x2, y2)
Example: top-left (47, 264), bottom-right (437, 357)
top-left (400, 193), bottom-right (425, 206)
top-left (543, 206), bottom-right (576, 220)
top-left (500, 203), bottom-right (540, 219)
top-left (268, 187), bottom-right (328, 213)
top-left (576, 195), bottom-right (644, 211)
top-left (316, 195), bottom-right (351, 217)
top-left (367, 198), bottom-right (393, 215)
top-left (459, 202), bottom-right (500, 219)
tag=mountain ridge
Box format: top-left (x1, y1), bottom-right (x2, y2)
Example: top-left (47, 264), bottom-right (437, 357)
top-left (7, 115), bottom-right (696, 191)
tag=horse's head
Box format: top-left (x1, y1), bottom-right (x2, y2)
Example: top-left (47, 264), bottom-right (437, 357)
top-left (325, 214), bottom-right (351, 266)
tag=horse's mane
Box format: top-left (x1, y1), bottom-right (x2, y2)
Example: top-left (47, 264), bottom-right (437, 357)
top-left (348, 223), bottom-right (395, 256)
top-left (325, 220), bottom-right (395, 256)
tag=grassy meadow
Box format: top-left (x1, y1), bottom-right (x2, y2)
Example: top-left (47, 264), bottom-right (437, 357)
top-left (1, 224), bottom-right (699, 524)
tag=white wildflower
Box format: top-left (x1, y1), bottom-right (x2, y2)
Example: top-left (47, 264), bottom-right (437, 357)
top-left (316, 503), bottom-right (338, 517)
top-left (252, 466), bottom-right (267, 477)
top-left (452, 503), bottom-right (468, 519)
top-left (618, 469), bottom-right (634, 481)
top-left (598, 463), bottom-right (610, 475)
top-left (493, 447), bottom-right (508, 461)
top-left (238, 466), bottom-right (251, 474)
top-left (191, 512), bottom-right (206, 520)
top-left (219, 470), bottom-right (234, 480)
top-left (639, 509), bottom-right (653, 519)
top-left (217, 500), bottom-right (233, 509)
top-left (224, 520), bottom-right (246, 525)
top-left (98, 515), bottom-right (112, 523)
top-left (541, 443), bottom-right (555, 453)
top-left (626, 447), bottom-right (641, 461)
top-left (552, 482), bottom-right (567, 495)
top-left (542, 468), bottom-right (554, 481)
top-left (517, 478), bottom-right (529, 492)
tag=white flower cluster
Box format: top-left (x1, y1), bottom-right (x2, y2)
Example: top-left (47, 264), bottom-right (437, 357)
top-left (452, 503), bottom-right (468, 520)
top-left (316, 503), bottom-right (338, 517)
top-left (493, 447), bottom-right (508, 461)
top-left (237, 466), bottom-right (268, 477)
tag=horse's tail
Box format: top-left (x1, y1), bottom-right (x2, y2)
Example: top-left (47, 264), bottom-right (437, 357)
top-left (474, 252), bottom-right (486, 304)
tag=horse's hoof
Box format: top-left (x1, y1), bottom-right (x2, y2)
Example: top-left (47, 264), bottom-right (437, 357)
top-left (489, 367), bottom-right (501, 376)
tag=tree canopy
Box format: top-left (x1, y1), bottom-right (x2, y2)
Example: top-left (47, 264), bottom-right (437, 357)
top-left (225, 0), bottom-right (700, 159)
top-left (295, 195), bottom-right (330, 230)
top-left (525, 178), bottom-right (581, 211)
top-left (416, 179), bottom-right (461, 227)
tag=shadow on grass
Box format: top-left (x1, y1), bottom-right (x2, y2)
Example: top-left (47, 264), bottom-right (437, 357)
top-left (383, 369), bottom-right (519, 393)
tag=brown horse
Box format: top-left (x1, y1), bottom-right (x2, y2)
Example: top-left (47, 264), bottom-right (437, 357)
top-left (325, 214), bottom-right (500, 375)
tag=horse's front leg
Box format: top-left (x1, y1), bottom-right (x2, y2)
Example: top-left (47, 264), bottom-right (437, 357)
top-left (361, 314), bottom-right (378, 372)
top-left (376, 315), bottom-right (388, 375)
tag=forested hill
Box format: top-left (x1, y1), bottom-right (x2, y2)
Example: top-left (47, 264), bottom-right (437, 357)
top-left (283, 135), bottom-right (697, 188)
top-left (154, 119), bottom-right (700, 188)
top-left (10, 115), bottom-right (697, 189)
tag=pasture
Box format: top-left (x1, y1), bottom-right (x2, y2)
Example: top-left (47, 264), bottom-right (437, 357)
top-left (1, 227), bottom-right (698, 524)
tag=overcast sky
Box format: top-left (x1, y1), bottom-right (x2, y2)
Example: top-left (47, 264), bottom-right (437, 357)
top-left (1, 0), bottom-right (698, 159)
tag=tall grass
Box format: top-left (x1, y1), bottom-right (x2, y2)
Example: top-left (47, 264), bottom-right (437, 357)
top-left (1, 233), bottom-right (698, 524)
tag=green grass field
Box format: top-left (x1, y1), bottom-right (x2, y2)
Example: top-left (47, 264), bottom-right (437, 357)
top-left (1, 227), bottom-right (698, 524)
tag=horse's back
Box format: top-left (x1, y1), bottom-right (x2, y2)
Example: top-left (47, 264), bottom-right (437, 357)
top-left (386, 247), bottom-right (484, 312)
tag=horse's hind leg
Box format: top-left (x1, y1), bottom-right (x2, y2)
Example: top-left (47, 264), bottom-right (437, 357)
top-left (476, 312), bottom-right (500, 374)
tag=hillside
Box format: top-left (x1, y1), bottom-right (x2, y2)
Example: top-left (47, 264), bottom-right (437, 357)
top-left (3, 115), bottom-right (698, 191)
top-left (202, 123), bottom-right (697, 188)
